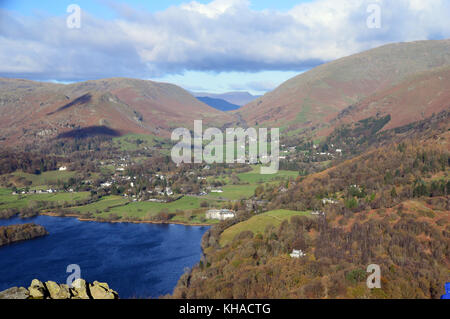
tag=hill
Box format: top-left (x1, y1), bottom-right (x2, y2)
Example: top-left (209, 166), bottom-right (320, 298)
top-left (173, 119), bottom-right (450, 299)
top-left (0, 78), bottom-right (236, 146)
top-left (237, 39), bottom-right (450, 138)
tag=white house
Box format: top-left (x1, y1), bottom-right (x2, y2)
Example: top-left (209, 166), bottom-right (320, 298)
top-left (59, 166), bottom-right (67, 171)
top-left (206, 209), bottom-right (236, 221)
top-left (290, 250), bottom-right (306, 258)
top-left (211, 189), bottom-right (223, 193)
top-left (322, 198), bottom-right (339, 205)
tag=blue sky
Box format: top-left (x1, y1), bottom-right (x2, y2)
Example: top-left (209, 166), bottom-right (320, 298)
top-left (1, 0), bottom-right (314, 17)
top-left (0, 0), bottom-right (449, 94)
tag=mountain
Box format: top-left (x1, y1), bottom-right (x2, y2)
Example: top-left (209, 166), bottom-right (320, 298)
top-left (193, 91), bottom-right (261, 106)
top-left (195, 96), bottom-right (241, 111)
top-left (237, 39), bottom-right (450, 138)
top-left (0, 78), bottom-right (236, 146)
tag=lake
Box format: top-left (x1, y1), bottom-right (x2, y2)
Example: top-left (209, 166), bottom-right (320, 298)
top-left (0, 216), bottom-right (209, 298)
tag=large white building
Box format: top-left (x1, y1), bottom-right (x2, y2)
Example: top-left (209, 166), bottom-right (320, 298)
top-left (206, 209), bottom-right (236, 221)
top-left (290, 250), bottom-right (306, 258)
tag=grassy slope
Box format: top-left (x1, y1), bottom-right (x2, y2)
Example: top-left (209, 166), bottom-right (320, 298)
top-left (206, 166), bottom-right (299, 200)
top-left (70, 195), bottom-right (221, 223)
top-left (9, 171), bottom-right (77, 188)
top-left (220, 209), bottom-right (311, 246)
top-left (0, 188), bottom-right (90, 210)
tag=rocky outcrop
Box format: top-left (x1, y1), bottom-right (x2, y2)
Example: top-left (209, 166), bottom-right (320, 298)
top-left (0, 287), bottom-right (30, 299)
top-left (0, 224), bottom-right (48, 247)
top-left (0, 279), bottom-right (119, 299)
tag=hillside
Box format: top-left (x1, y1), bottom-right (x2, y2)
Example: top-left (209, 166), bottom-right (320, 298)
top-left (237, 39), bottom-right (450, 138)
top-left (330, 65), bottom-right (450, 133)
top-left (173, 121), bottom-right (450, 299)
top-left (0, 78), bottom-right (236, 146)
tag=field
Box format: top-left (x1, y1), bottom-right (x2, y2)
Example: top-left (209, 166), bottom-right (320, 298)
top-left (205, 166), bottom-right (299, 200)
top-left (219, 209), bottom-right (311, 246)
top-left (236, 166), bottom-right (299, 184)
top-left (207, 184), bottom-right (257, 200)
top-left (70, 195), bottom-right (128, 214)
top-left (0, 188), bottom-right (90, 210)
top-left (113, 134), bottom-right (170, 152)
top-left (71, 195), bottom-right (222, 223)
top-left (8, 171), bottom-right (77, 188)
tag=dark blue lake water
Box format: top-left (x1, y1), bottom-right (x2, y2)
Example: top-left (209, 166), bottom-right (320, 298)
top-left (0, 216), bottom-right (208, 298)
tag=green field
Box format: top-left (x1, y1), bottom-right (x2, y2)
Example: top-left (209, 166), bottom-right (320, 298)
top-left (204, 166), bottom-right (299, 200)
top-left (236, 166), bottom-right (299, 184)
top-left (0, 188), bottom-right (90, 210)
top-left (71, 195), bottom-right (128, 213)
top-left (113, 134), bottom-right (169, 152)
top-left (207, 184), bottom-right (258, 200)
top-left (10, 171), bottom-right (77, 187)
top-left (71, 195), bottom-right (221, 223)
top-left (219, 209), bottom-right (311, 246)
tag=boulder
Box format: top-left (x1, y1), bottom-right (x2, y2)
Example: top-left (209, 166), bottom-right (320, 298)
top-left (28, 279), bottom-right (46, 299)
top-left (70, 279), bottom-right (90, 299)
top-left (93, 281), bottom-right (110, 290)
top-left (0, 287), bottom-right (29, 299)
top-left (89, 281), bottom-right (118, 299)
top-left (45, 281), bottom-right (70, 299)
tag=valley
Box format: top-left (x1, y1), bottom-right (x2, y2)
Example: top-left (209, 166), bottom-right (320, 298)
top-left (0, 39), bottom-right (449, 300)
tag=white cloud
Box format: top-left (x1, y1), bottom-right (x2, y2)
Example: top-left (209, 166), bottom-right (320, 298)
top-left (0, 0), bottom-right (449, 81)
top-left (181, 0), bottom-right (249, 18)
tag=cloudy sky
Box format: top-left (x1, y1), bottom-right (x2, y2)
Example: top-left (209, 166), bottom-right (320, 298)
top-left (0, 0), bottom-right (449, 94)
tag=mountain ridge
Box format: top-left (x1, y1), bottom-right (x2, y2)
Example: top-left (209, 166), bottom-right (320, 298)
top-left (237, 39), bottom-right (450, 138)
top-left (0, 77), bottom-right (236, 146)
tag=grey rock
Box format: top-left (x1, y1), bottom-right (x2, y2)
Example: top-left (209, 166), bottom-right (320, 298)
top-left (0, 287), bottom-right (30, 299)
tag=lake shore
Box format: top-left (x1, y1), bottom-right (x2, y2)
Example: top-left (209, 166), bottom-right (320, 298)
top-left (39, 212), bottom-right (214, 227)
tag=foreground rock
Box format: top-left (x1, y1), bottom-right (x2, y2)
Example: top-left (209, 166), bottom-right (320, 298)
top-left (0, 279), bottom-right (119, 299)
top-left (0, 224), bottom-right (48, 247)
top-left (0, 287), bottom-right (30, 299)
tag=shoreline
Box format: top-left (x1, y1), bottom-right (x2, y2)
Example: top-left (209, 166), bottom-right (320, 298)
top-left (39, 212), bottom-right (214, 227)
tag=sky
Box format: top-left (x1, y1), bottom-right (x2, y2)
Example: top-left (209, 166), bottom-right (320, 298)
top-left (0, 0), bottom-right (449, 94)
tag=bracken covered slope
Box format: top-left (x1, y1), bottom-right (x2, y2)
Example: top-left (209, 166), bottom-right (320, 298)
top-left (0, 77), bottom-right (235, 146)
top-left (237, 39), bottom-right (450, 137)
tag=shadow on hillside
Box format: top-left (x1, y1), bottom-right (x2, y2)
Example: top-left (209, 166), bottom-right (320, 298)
top-left (56, 126), bottom-right (121, 139)
top-left (47, 93), bottom-right (92, 116)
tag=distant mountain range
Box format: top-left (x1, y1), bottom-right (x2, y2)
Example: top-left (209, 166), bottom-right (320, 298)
top-left (195, 96), bottom-right (241, 111)
top-left (192, 91), bottom-right (261, 107)
top-left (1, 39), bottom-right (449, 147)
